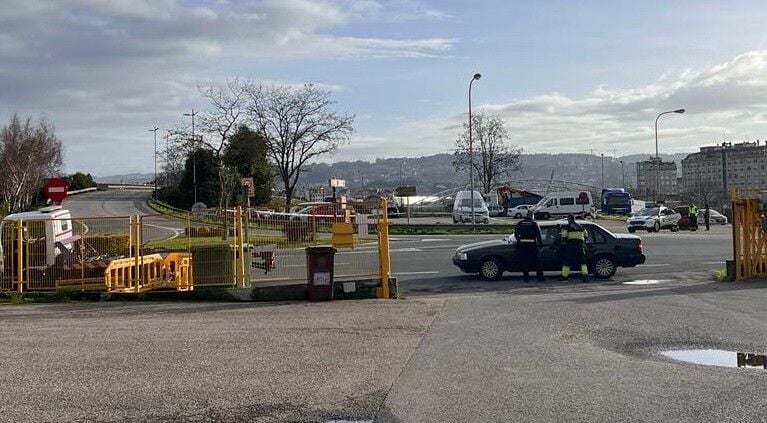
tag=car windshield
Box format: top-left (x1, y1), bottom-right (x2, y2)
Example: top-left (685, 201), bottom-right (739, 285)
top-left (636, 208), bottom-right (659, 216)
top-left (460, 199), bottom-right (484, 207)
top-left (607, 196), bottom-right (630, 206)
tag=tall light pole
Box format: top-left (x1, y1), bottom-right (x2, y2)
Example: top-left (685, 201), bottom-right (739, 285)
top-left (148, 126), bottom-right (159, 199)
top-left (601, 153), bottom-right (605, 192)
top-left (654, 108), bottom-right (685, 202)
top-left (620, 160), bottom-right (625, 188)
top-left (468, 72), bottom-right (481, 226)
top-left (184, 109), bottom-right (198, 204)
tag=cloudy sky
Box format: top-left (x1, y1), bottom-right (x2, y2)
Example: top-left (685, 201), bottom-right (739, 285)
top-left (2, 0), bottom-right (767, 175)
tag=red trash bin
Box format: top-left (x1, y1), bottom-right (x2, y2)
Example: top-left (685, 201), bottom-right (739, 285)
top-left (306, 246), bottom-right (336, 301)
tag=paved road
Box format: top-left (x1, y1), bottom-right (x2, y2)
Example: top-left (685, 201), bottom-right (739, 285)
top-left (5, 191), bottom-right (751, 422)
top-left (63, 190), bottom-right (186, 240)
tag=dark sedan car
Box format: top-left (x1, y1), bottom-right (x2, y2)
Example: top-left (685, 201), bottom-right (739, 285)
top-left (452, 220), bottom-right (645, 280)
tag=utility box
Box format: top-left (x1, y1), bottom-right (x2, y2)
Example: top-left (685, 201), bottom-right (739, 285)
top-left (306, 246), bottom-right (336, 301)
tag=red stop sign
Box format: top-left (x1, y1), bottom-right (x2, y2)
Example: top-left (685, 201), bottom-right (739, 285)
top-left (44, 177), bottom-right (68, 203)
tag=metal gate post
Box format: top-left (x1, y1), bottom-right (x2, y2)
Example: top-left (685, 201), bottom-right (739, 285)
top-left (16, 219), bottom-right (23, 294)
top-left (377, 198), bottom-right (391, 299)
top-left (237, 206), bottom-right (246, 288)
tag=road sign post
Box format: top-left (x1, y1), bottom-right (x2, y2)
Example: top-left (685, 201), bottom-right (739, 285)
top-left (241, 177), bottom-right (254, 207)
top-left (396, 186), bottom-right (417, 224)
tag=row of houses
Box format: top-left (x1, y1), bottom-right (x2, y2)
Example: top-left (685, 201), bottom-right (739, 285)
top-left (636, 141), bottom-right (767, 205)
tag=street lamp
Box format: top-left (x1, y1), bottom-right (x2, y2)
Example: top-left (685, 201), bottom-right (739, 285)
top-left (183, 109), bottom-right (198, 204)
top-left (601, 153), bottom-right (605, 192)
top-left (620, 160), bottom-right (626, 188)
top-left (468, 72), bottom-right (481, 226)
top-left (653, 108), bottom-right (685, 201)
top-left (148, 126), bottom-right (159, 199)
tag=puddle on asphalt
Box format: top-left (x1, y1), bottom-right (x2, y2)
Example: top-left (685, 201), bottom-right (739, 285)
top-left (622, 279), bottom-right (671, 285)
top-left (660, 349), bottom-right (767, 369)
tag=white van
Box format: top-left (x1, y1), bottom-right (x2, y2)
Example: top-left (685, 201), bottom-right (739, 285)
top-left (453, 191), bottom-right (489, 224)
top-left (532, 191), bottom-right (595, 220)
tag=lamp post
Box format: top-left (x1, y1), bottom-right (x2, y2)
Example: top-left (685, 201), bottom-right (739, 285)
top-left (653, 108), bottom-right (685, 201)
top-left (620, 160), bottom-right (625, 188)
top-left (183, 109), bottom-right (198, 204)
top-left (468, 72), bottom-right (481, 226)
top-left (148, 126), bottom-right (159, 199)
top-left (601, 153), bottom-right (605, 192)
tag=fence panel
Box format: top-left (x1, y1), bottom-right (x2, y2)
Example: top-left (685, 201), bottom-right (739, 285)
top-left (246, 203), bottom-right (381, 286)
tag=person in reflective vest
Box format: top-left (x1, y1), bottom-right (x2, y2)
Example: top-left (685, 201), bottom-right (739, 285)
top-left (689, 204), bottom-right (698, 230)
top-left (703, 203), bottom-right (710, 231)
top-left (514, 210), bottom-right (543, 282)
top-left (559, 214), bottom-right (589, 282)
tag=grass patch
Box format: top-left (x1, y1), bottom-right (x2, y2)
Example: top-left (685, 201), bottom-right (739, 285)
top-left (389, 224), bottom-right (515, 235)
top-left (0, 289), bottom-right (101, 304)
top-left (713, 268), bottom-right (730, 282)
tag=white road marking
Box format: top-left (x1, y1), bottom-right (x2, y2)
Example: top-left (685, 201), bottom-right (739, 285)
top-left (394, 271), bottom-right (440, 276)
top-left (636, 264), bottom-right (671, 267)
top-left (390, 248), bottom-right (424, 253)
top-left (421, 238), bottom-right (450, 242)
top-left (701, 261), bottom-right (726, 265)
top-left (143, 222), bottom-right (183, 240)
top-left (623, 279), bottom-right (671, 285)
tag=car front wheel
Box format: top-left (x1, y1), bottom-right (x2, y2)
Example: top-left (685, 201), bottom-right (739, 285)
top-left (479, 258), bottom-right (503, 280)
top-left (514, 213), bottom-right (522, 218)
top-left (591, 255), bottom-right (617, 279)
top-left (653, 221), bottom-right (661, 232)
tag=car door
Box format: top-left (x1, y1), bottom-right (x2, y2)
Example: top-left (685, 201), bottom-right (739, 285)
top-left (538, 225), bottom-right (563, 270)
top-left (583, 224), bottom-right (607, 262)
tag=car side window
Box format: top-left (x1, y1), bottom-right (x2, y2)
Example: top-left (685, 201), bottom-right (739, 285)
top-left (585, 225), bottom-right (607, 244)
top-left (540, 226), bottom-right (559, 246)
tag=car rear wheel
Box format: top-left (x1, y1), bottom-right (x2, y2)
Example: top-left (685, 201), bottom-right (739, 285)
top-left (591, 255), bottom-right (617, 279)
top-left (514, 213), bottom-right (522, 218)
top-left (479, 258), bottom-right (503, 280)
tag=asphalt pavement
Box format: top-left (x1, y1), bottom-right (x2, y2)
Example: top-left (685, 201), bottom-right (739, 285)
top-left (5, 190), bottom-right (759, 422)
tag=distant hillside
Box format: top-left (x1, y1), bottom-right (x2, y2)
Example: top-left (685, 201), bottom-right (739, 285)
top-left (300, 152), bottom-right (692, 193)
top-left (97, 152), bottom-right (693, 195)
top-left (95, 173), bottom-right (154, 184)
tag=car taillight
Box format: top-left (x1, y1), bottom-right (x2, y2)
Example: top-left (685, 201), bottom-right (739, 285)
top-left (634, 240), bottom-right (643, 254)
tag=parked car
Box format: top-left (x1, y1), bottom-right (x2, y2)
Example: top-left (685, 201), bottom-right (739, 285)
top-left (698, 209), bottom-right (728, 225)
top-left (487, 203), bottom-right (503, 217)
top-left (626, 206), bottom-right (681, 233)
top-left (508, 204), bottom-right (534, 218)
top-left (452, 220), bottom-right (645, 280)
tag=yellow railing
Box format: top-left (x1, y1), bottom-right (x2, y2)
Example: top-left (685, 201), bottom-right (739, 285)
top-left (104, 253), bottom-right (192, 293)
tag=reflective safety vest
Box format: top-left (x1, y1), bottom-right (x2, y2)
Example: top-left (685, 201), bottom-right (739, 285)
top-left (561, 225), bottom-right (587, 241)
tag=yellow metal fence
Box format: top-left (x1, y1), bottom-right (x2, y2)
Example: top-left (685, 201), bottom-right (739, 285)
top-left (0, 200), bottom-right (392, 296)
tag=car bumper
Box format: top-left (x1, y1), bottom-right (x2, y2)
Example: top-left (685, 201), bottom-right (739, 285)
top-left (619, 254), bottom-right (646, 267)
top-left (452, 257), bottom-right (478, 273)
top-left (627, 221), bottom-right (653, 230)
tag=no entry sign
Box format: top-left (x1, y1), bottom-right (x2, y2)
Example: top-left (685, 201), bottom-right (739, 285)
top-left (44, 177), bottom-right (68, 203)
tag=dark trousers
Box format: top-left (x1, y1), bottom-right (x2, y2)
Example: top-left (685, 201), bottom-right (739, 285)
top-left (516, 243), bottom-right (542, 280)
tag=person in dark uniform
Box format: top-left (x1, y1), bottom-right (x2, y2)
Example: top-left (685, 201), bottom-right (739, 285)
top-left (514, 210), bottom-right (543, 282)
top-left (559, 214), bottom-right (589, 282)
top-left (703, 203), bottom-right (710, 231)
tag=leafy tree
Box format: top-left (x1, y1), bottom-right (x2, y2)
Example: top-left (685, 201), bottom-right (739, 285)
top-left (453, 113), bottom-right (521, 194)
top-left (161, 149), bottom-right (220, 210)
top-left (67, 172), bottom-right (96, 190)
top-left (223, 125), bottom-right (272, 205)
top-left (0, 114), bottom-right (62, 212)
top-left (245, 83), bottom-right (354, 211)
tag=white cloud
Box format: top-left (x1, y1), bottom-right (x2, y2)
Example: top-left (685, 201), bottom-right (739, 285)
top-left (0, 0), bottom-right (456, 174)
top-left (355, 50), bottom-right (767, 160)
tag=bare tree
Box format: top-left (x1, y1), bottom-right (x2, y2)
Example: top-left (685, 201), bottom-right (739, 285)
top-left (197, 79), bottom-right (247, 208)
top-left (245, 83), bottom-right (354, 210)
top-left (0, 114), bottom-right (62, 213)
top-left (453, 113), bottom-right (521, 194)
top-left (682, 176), bottom-right (724, 208)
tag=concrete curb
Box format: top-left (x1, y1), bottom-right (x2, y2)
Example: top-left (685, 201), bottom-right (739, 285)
top-left (122, 277), bottom-right (399, 302)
